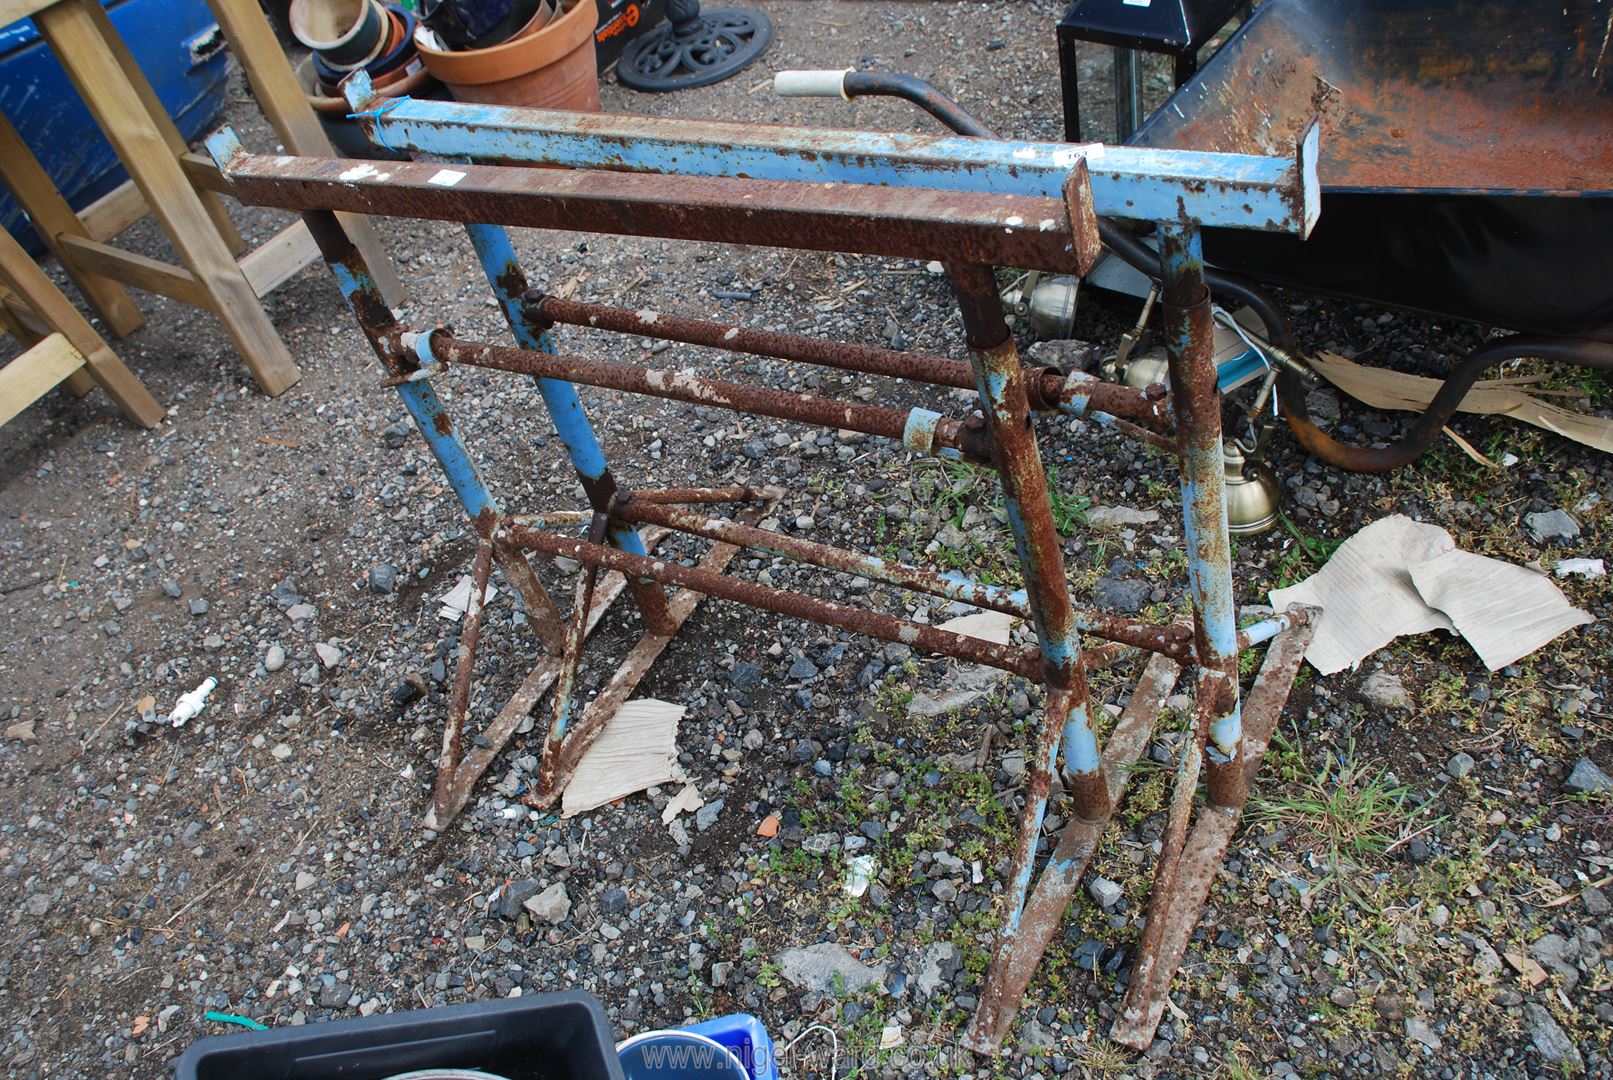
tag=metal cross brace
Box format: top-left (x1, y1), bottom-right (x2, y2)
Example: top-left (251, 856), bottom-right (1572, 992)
top-left (205, 95), bottom-right (1319, 1052)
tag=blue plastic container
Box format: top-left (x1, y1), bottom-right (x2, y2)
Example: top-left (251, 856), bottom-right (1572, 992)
top-left (681, 1014), bottom-right (777, 1080)
top-left (618, 1031), bottom-right (749, 1080)
top-left (0, 0), bottom-right (230, 252)
top-left (618, 1014), bottom-right (777, 1080)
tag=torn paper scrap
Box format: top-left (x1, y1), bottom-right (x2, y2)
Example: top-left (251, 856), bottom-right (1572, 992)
top-left (660, 782), bottom-right (705, 825)
top-left (1409, 550), bottom-right (1594, 671)
top-left (1270, 515), bottom-right (1456, 675)
top-left (844, 853), bottom-right (876, 898)
top-left (438, 573), bottom-right (499, 622)
top-left (561, 699), bottom-right (685, 817)
top-left (907, 610), bottom-right (1023, 717)
top-left (1555, 558), bottom-right (1606, 580)
top-left (936, 609), bottom-right (1020, 644)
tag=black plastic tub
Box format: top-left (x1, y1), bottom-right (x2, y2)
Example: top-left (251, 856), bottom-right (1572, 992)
top-left (173, 991), bottom-right (625, 1080)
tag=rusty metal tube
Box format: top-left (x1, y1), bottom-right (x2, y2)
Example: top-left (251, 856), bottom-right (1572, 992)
top-left (614, 494), bottom-right (1197, 660)
top-left (497, 523), bottom-right (1045, 680)
top-left (216, 148), bottom-right (1100, 275)
top-left (300, 210), bottom-right (571, 655)
top-left (952, 262), bottom-right (1110, 824)
top-left (615, 492), bottom-right (1031, 618)
top-left (409, 330), bottom-right (997, 463)
top-left (1158, 223), bottom-right (1245, 809)
top-left (1111, 610), bottom-right (1316, 1050)
top-left (437, 540), bottom-right (493, 816)
top-left (535, 515), bottom-right (606, 798)
top-left (633, 486), bottom-right (771, 505)
top-left (964, 651), bottom-right (1181, 1053)
top-left (526, 293), bottom-right (1173, 433)
top-left (466, 223), bottom-right (678, 636)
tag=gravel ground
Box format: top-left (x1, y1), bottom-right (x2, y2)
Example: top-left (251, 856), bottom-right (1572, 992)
top-left (2, 3), bottom-right (1611, 1076)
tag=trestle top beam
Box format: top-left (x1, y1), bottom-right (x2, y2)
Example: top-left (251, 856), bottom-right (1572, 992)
top-left (335, 71), bottom-right (1318, 237)
top-left (206, 130), bottom-right (1102, 274)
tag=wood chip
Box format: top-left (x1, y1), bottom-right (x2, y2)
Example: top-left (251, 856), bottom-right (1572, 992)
top-left (1504, 952), bottom-right (1549, 987)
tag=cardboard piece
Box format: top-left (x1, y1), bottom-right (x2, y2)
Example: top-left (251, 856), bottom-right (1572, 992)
top-left (1269, 515), bottom-right (1457, 675)
top-left (905, 610), bottom-right (1022, 717)
top-left (561, 698), bottom-right (685, 817)
top-left (660, 782), bottom-right (704, 825)
top-left (1409, 550), bottom-right (1595, 671)
top-left (1311, 351), bottom-right (1613, 455)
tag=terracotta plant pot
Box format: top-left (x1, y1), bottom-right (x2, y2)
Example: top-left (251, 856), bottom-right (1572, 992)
top-left (416, 0), bottom-right (599, 110)
top-left (291, 0), bottom-right (388, 68)
top-left (298, 54), bottom-right (437, 115)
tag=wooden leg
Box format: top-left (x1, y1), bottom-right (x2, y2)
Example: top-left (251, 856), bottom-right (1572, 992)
top-left (0, 333), bottom-right (88, 427)
top-left (0, 288), bottom-right (40, 346)
top-left (35, 0), bottom-right (300, 396)
top-left (0, 288), bottom-right (88, 402)
top-left (205, 0), bottom-right (405, 306)
top-left (81, 0), bottom-right (247, 257)
top-left (0, 226), bottom-right (163, 427)
top-left (0, 108), bottom-right (146, 336)
top-left (60, 367), bottom-right (98, 397)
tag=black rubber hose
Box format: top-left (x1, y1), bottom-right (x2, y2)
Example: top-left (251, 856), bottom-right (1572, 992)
top-left (840, 71), bottom-right (996, 139)
top-left (1278, 335), bottom-right (1613, 473)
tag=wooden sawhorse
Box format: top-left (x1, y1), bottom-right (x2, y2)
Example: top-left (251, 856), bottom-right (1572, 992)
top-left (0, 0), bottom-right (402, 396)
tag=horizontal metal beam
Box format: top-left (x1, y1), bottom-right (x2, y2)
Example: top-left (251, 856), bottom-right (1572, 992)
top-left (406, 329), bottom-right (996, 462)
top-left (335, 78), bottom-right (1317, 235)
top-left (530, 292), bottom-right (1173, 433)
top-left (498, 522), bottom-right (1047, 680)
top-left (206, 135), bottom-right (1101, 274)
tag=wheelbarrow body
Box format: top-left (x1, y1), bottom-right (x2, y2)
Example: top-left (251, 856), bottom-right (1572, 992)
top-left (1129, 0), bottom-right (1613, 342)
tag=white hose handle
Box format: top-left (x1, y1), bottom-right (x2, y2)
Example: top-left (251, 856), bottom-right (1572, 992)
top-left (773, 68), bottom-right (853, 100)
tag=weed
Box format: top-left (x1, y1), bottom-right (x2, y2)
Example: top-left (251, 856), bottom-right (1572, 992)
top-left (1273, 511), bottom-right (1344, 588)
top-left (1252, 737), bottom-right (1415, 862)
top-left (1045, 467), bottom-right (1091, 534)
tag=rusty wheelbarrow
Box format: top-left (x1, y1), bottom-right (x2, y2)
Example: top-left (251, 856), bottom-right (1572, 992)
top-left (1126, 0), bottom-right (1613, 470)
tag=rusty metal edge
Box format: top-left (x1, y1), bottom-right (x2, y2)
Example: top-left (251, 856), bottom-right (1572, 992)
top-left (963, 651), bottom-right (1182, 1053)
top-left (525, 501), bottom-right (772, 807)
top-left (421, 527), bottom-right (674, 832)
top-left (1109, 607), bottom-right (1317, 1050)
top-left (220, 151), bottom-right (1097, 273)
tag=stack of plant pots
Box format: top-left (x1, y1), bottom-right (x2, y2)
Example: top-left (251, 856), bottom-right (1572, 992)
top-left (290, 0), bottom-right (442, 158)
top-left (413, 0), bottom-right (600, 109)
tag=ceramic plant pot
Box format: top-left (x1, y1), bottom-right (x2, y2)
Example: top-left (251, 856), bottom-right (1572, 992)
top-left (291, 0), bottom-right (388, 69)
top-left (416, 0), bottom-right (599, 109)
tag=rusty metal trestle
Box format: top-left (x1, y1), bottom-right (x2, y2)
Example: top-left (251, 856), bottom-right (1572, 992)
top-left (206, 85), bottom-right (1319, 1053)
